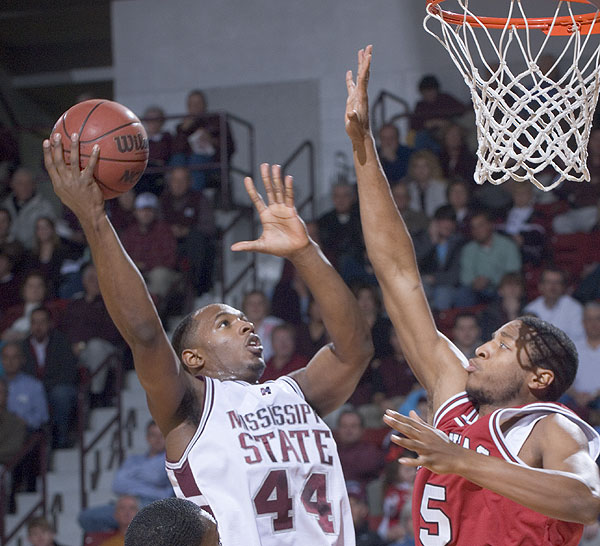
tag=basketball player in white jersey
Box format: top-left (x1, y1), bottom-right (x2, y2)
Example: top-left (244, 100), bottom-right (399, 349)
top-left (345, 46), bottom-right (600, 545)
top-left (43, 135), bottom-right (372, 545)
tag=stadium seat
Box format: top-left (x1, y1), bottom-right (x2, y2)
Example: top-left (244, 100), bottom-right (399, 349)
top-left (550, 232), bottom-right (600, 282)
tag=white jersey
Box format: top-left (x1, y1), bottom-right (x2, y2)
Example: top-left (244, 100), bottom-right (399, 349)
top-left (165, 375), bottom-right (355, 546)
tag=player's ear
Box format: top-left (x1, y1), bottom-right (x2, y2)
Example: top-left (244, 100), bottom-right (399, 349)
top-left (182, 348), bottom-right (205, 372)
top-left (528, 367), bottom-right (555, 393)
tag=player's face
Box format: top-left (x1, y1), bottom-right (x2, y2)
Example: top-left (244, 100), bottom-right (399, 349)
top-left (466, 320), bottom-right (533, 408)
top-left (191, 304), bottom-right (265, 383)
top-left (199, 517), bottom-right (220, 546)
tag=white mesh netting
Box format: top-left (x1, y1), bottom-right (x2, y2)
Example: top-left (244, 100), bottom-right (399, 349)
top-left (424, 0), bottom-right (600, 191)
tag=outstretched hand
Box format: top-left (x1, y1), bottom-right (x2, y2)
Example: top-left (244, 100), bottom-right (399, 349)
top-left (345, 45), bottom-right (373, 142)
top-left (383, 409), bottom-right (465, 475)
top-left (231, 164), bottom-right (311, 259)
top-left (42, 133), bottom-right (104, 222)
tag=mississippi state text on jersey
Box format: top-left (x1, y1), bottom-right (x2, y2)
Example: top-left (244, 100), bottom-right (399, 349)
top-left (413, 392), bottom-right (600, 546)
top-left (165, 375), bottom-right (354, 546)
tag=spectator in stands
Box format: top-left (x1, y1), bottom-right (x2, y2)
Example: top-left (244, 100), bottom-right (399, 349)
top-left (23, 217), bottom-right (75, 298)
top-left (478, 272), bottom-right (526, 341)
top-left (0, 121), bottom-right (20, 199)
top-left (354, 284), bottom-right (393, 360)
top-left (2, 167), bottom-right (56, 250)
top-left (137, 106), bottom-right (173, 195)
top-left (570, 302), bottom-right (600, 410)
top-left (160, 167), bottom-right (216, 296)
top-left (372, 328), bottom-right (418, 401)
top-left (0, 376), bottom-right (26, 513)
top-left (390, 181), bottom-right (429, 236)
top-left (23, 307), bottom-right (78, 448)
top-left (451, 313), bottom-right (482, 359)
top-left (295, 298), bottom-right (329, 359)
top-left (171, 89), bottom-right (235, 191)
top-left (405, 150), bottom-right (448, 218)
top-left (79, 421), bottom-right (173, 533)
top-left (271, 261), bottom-right (310, 325)
top-left (0, 249), bottom-right (21, 314)
top-left (500, 183), bottom-right (546, 266)
top-left (106, 190), bottom-right (136, 235)
top-left (524, 267), bottom-right (585, 343)
top-left (3, 342), bottom-right (48, 432)
top-left (122, 192), bottom-right (178, 308)
top-left (0, 271), bottom-right (59, 339)
top-left (125, 498), bottom-right (219, 546)
top-left (410, 75), bottom-right (467, 153)
top-left (98, 495), bottom-right (140, 546)
top-left (3, 342), bottom-right (48, 495)
top-left (378, 459), bottom-right (417, 546)
top-left (26, 516), bottom-right (67, 546)
top-left (552, 128), bottom-right (600, 234)
top-left (447, 179), bottom-right (473, 236)
top-left (438, 123), bottom-right (476, 183)
top-left (0, 207), bottom-right (25, 265)
top-left (0, 376), bottom-right (26, 462)
top-left (459, 210), bottom-right (522, 304)
top-left (347, 480), bottom-right (386, 546)
top-left (260, 323), bottom-right (309, 382)
top-left (414, 204), bottom-right (465, 310)
top-left (377, 123), bottom-right (413, 182)
top-left (59, 263), bottom-right (123, 405)
top-left (336, 409), bottom-right (385, 486)
top-left (317, 182), bottom-right (364, 269)
top-left (574, 263), bottom-right (600, 304)
top-left (241, 290), bottom-right (283, 363)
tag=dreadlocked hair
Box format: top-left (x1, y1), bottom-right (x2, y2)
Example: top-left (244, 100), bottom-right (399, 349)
top-left (516, 315), bottom-right (578, 401)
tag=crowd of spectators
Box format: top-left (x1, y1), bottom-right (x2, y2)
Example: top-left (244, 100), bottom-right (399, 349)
top-left (2, 71), bottom-right (600, 544)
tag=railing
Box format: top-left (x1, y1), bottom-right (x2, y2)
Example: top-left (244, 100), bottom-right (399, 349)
top-left (0, 433), bottom-right (47, 546)
top-left (282, 140), bottom-right (316, 221)
top-left (78, 356), bottom-right (123, 510)
top-left (371, 90), bottom-right (412, 141)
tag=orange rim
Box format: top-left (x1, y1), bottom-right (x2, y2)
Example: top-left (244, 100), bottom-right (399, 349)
top-left (426, 0), bottom-right (600, 35)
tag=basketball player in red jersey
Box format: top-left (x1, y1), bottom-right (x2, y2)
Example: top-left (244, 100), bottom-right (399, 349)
top-left (42, 134), bottom-right (372, 545)
top-left (345, 45), bottom-right (600, 545)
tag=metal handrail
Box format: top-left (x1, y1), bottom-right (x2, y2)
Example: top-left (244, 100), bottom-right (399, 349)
top-left (371, 90), bottom-right (412, 141)
top-left (281, 140), bottom-right (316, 221)
top-left (0, 433), bottom-right (47, 546)
top-left (78, 355), bottom-right (123, 510)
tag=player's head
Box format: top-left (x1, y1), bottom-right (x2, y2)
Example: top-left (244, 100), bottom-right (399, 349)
top-left (467, 316), bottom-right (578, 407)
top-left (171, 303), bottom-right (265, 383)
top-left (125, 498), bottom-right (220, 546)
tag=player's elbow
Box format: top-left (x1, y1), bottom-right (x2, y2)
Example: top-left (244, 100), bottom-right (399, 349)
top-left (129, 320), bottom-right (162, 347)
top-left (569, 490), bottom-right (600, 525)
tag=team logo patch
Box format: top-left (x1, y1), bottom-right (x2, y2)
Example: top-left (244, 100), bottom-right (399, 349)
top-left (260, 387), bottom-right (272, 396)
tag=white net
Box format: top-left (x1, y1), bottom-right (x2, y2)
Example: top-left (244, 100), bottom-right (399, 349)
top-left (424, 0), bottom-right (600, 191)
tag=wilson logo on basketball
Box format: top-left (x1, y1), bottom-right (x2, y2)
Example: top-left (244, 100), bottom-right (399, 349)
top-left (113, 133), bottom-right (149, 154)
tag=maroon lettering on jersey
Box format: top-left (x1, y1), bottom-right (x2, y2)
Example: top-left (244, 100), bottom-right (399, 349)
top-left (254, 431), bottom-right (277, 462)
top-left (278, 428), bottom-right (301, 463)
top-left (239, 432), bottom-right (262, 464)
top-left (313, 429), bottom-right (333, 466)
top-left (289, 429), bottom-right (310, 463)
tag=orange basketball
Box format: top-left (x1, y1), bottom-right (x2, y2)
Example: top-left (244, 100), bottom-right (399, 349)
top-left (51, 99), bottom-right (149, 199)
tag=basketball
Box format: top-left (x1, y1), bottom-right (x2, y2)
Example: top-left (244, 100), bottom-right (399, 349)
top-left (51, 99), bottom-right (149, 199)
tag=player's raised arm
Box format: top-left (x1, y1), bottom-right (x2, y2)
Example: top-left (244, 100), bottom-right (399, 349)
top-left (232, 164), bottom-right (373, 415)
top-left (43, 134), bottom-right (193, 435)
top-left (345, 46), bottom-right (467, 411)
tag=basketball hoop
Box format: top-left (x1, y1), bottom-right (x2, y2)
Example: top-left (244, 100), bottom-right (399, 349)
top-left (424, 0), bottom-right (600, 191)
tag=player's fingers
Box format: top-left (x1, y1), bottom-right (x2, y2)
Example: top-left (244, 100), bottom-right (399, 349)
top-left (51, 133), bottom-right (68, 179)
top-left (70, 134), bottom-right (81, 180)
top-left (243, 176), bottom-right (267, 214)
top-left (390, 434), bottom-right (423, 453)
top-left (231, 239), bottom-right (262, 253)
top-left (386, 409), bottom-right (428, 432)
top-left (383, 413), bottom-right (421, 438)
top-left (398, 457), bottom-right (421, 467)
top-left (345, 70), bottom-right (355, 95)
top-left (283, 175), bottom-right (294, 208)
top-left (271, 164), bottom-right (284, 204)
top-left (260, 163), bottom-right (275, 205)
top-left (42, 140), bottom-right (60, 182)
top-left (82, 144), bottom-right (100, 181)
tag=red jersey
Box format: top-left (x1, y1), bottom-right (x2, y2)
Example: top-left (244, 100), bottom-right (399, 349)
top-left (413, 392), bottom-right (600, 546)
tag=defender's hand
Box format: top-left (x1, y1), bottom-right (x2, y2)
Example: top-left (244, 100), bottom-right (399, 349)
top-left (231, 163), bottom-right (311, 259)
top-left (43, 133), bottom-right (104, 223)
top-left (345, 45), bottom-right (373, 142)
top-left (384, 409), bottom-right (465, 475)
